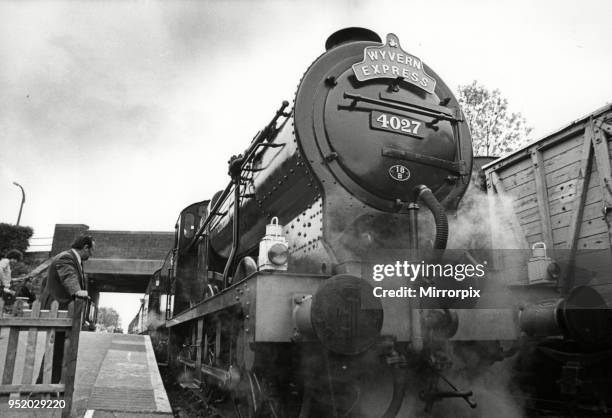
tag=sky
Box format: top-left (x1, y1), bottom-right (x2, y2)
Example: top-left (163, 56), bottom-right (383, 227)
top-left (1, 0), bottom-right (611, 325)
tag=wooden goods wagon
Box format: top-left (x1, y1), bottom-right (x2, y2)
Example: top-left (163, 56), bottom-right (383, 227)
top-left (483, 104), bottom-right (612, 294)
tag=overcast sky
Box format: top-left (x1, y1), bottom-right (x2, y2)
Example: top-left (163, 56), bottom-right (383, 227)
top-left (1, 0), bottom-right (611, 323)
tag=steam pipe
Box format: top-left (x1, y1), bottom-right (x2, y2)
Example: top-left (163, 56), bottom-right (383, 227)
top-left (223, 157), bottom-right (243, 287)
top-left (414, 185), bottom-right (448, 250)
top-left (407, 202), bottom-right (419, 250)
top-left (186, 100), bottom-right (290, 253)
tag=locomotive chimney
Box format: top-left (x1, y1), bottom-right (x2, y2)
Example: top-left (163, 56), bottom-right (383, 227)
top-left (325, 27), bottom-right (381, 50)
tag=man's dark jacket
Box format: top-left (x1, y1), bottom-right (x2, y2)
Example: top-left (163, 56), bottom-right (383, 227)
top-left (40, 250), bottom-right (86, 309)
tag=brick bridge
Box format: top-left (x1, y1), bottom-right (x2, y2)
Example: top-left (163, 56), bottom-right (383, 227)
top-left (50, 223), bottom-right (174, 298)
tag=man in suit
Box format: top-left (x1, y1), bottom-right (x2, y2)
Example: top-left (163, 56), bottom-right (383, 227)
top-left (38, 235), bottom-right (94, 384)
top-left (40, 235), bottom-right (93, 310)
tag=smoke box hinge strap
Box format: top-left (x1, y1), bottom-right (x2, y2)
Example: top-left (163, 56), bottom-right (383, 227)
top-left (381, 146), bottom-right (467, 175)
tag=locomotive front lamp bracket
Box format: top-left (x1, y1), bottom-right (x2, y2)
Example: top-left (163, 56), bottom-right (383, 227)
top-left (325, 76), bottom-right (338, 87)
top-left (387, 77), bottom-right (403, 92)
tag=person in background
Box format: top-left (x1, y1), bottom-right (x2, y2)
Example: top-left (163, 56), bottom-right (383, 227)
top-left (0, 249), bottom-right (23, 302)
top-left (16, 277), bottom-right (36, 305)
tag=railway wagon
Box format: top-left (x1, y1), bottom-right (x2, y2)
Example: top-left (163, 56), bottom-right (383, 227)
top-left (483, 104), bottom-right (612, 413)
top-left (483, 104), bottom-right (612, 291)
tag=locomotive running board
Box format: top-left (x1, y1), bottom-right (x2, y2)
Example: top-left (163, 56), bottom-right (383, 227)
top-left (165, 291), bottom-right (243, 327)
top-left (165, 272), bottom-right (328, 330)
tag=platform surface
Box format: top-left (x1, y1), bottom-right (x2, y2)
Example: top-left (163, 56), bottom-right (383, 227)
top-left (0, 330), bottom-right (172, 417)
top-left (73, 333), bottom-right (172, 417)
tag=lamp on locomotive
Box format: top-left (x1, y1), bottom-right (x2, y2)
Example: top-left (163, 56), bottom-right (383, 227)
top-left (258, 217), bottom-right (289, 271)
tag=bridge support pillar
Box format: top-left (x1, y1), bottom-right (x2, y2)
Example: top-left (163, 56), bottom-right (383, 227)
top-left (90, 288), bottom-right (100, 325)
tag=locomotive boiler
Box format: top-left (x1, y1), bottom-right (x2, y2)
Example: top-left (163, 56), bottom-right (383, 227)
top-left (156, 27), bottom-right (488, 417)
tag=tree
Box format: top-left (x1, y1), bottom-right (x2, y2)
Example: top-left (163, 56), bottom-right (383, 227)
top-left (97, 306), bottom-right (121, 332)
top-left (457, 81), bottom-right (532, 157)
top-left (0, 223), bottom-right (33, 255)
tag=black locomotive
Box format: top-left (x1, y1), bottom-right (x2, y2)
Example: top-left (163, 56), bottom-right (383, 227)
top-left (133, 28), bottom-right (612, 417)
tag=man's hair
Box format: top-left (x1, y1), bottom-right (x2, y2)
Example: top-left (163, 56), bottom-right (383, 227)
top-left (6, 249), bottom-right (23, 261)
top-left (71, 235), bottom-right (95, 250)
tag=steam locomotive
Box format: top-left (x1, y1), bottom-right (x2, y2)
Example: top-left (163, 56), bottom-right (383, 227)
top-left (133, 28), bottom-right (612, 417)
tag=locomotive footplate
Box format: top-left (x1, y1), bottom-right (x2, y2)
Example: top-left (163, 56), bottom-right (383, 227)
top-left (166, 272), bottom-right (328, 335)
top-left (167, 272), bottom-right (422, 347)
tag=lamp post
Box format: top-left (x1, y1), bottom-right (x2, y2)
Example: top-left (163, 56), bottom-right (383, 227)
top-left (13, 182), bottom-right (25, 226)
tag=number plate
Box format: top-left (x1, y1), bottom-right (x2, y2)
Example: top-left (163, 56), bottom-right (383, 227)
top-left (370, 111), bottom-right (424, 139)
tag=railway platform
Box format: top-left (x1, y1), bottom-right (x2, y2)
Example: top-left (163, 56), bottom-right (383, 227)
top-left (72, 332), bottom-right (172, 417)
top-left (1, 330), bottom-right (172, 417)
